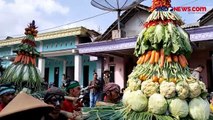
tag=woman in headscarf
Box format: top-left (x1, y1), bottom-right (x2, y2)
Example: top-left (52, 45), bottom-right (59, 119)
top-left (103, 83), bottom-right (121, 104)
top-left (96, 83), bottom-right (121, 106)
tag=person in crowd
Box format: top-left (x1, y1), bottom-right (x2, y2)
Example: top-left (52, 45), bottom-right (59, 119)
top-left (61, 74), bottom-right (68, 88)
top-left (0, 92), bottom-right (53, 120)
top-left (103, 70), bottom-right (111, 86)
top-left (61, 80), bottom-right (83, 119)
top-left (103, 83), bottom-right (121, 104)
top-left (0, 83), bottom-right (16, 111)
top-left (191, 65), bottom-right (204, 80)
top-left (88, 72), bottom-right (102, 107)
top-left (120, 88), bottom-right (125, 99)
top-left (42, 87), bottom-right (68, 120)
top-left (96, 83), bottom-right (121, 106)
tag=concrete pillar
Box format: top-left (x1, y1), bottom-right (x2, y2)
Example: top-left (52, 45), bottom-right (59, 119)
top-left (63, 60), bottom-right (66, 74)
top-left (74, 55), bottom-right (82, 82)
top-left (96, 57), bottom-right (103, 79)
top-left (38, 58), bottom-right (45, 78)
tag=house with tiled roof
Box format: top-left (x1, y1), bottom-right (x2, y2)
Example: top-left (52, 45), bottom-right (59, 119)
top-left (77, 6), bottom-right (213, 90)
top-left (0, 27), bottom-right (100, 87)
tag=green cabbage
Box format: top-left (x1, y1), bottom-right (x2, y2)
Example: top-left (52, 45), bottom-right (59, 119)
top-left (122, 90), bottom-right (131, 107)
top-left (148, 93), bottom-right (168, 115)
top-left (169, 98), bottom-right (189, 119)
top-left (127, 90), bottom-right (148, 112)
top-left (189, 97), bottom-right (210, 120)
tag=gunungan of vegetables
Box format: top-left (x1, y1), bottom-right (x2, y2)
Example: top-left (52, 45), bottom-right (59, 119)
top-left (123, 0), bottom-right (210, 119)
top-left (1, 20), bottom-right (43, 91)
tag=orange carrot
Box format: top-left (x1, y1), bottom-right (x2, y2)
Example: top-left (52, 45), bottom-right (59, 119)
top-left (137, 55), bottom-right (144, 64)
top-left (166, 55), bottom-right (172, 63)
top-left (159, 49), bottom-right (165, 68)
top-left (178, 55), bottom-right (187, 68)
top-left (141, 54), bottom-right (145, 64)
top-left (21, 55), bottom-right (25, 64)
top-left (152, 75), bottom-right (159, 82)
top-left (180, 54), bottom-right (188, 65)
top-left (144, 51), bottom-right (152, 63)
top-left (15, 55), bottom-right (22, 63)
top-left (24, 55), bottom-right (27, 64)
top-left (26, 56), bottom-right (29, 64)
top-left (13, 56), bottom-right (19, 63)
top-left (137, 56), bottom-right (142, 64)
top-left (149, 50), bottom-right (156, 64)
top-left (154, 51), bottom-right (160, 63)
top-left (172, 55), bottom-right (178, 62)
top-left (23, 55), bottom-right (26, 64)
top-left (30, 56), bottom-right (33, 65)
top-left (32, 57), bottom-right (36, 66)
top-left (32, 57), bottom-right (35, 65)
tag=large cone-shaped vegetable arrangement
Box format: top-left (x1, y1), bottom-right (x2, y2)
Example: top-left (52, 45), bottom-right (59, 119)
top-left (84, 0), bottom-right (211, 120)
top-left (0, 21), bottom-right (43, 91)
top-left (123, 0), bottom-right (210, 119)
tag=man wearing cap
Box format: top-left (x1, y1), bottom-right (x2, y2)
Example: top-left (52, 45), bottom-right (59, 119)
top-left (42, 87), bottom-right (68, 120)
top-left (61, 81), bottom-right (83, 119)
top-left (0, 83), bottom-right (16, 111)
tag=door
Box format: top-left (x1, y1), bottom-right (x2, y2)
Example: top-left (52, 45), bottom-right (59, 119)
top-left (109, 65), bottom-right (115, 82)
top-left (66, 66), bottom-right (74, 80)
top-left (83, 65), bottom-right (89, 87)
top-left (44, 68), bottom-right (49, 83)
top-left (207, 59), bottom-right (213, 92)
top-left (54, 67), bottom-right (59, 87)
top-left (124, 56), bottom-right (137, 88)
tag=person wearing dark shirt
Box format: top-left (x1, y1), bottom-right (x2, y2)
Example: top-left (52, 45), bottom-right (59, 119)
top-left (88, 72), bottom-right (102, 107)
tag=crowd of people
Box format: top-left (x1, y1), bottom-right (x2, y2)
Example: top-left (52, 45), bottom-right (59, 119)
top-left (1, 65), bottom-right (210, 119)
top-left (0, 70), bottom-right (123, 120)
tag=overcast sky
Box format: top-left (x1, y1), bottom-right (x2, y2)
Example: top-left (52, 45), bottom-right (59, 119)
top-left (0, 0), bottom-right (212, 39)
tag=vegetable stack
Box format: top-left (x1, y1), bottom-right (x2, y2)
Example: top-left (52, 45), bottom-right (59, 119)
top-left (123, 0), bottom-right (210, 119)
top-left (0, 20), bottom-right (43, 91)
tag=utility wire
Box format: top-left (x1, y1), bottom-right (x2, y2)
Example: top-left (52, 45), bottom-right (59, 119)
top-left (0, 0), bottom-right (199, 39)
top-left (0, 11), bottom-right (111, 39)
top-left (40, 11), bottom-right (111, 32)
top-left (181, 0), bottom-right (199, 6)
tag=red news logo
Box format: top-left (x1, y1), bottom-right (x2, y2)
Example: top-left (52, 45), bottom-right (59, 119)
top-left (156, 6), bottom-right (207, 12)
top-left (173, 6), bottom-right (207, 12)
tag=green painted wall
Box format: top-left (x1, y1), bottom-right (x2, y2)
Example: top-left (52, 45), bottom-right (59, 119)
top-left (45, 55), bottom-right (96, 87)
